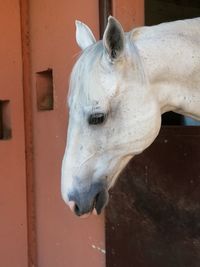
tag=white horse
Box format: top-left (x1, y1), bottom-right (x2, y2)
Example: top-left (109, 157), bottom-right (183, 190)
top-left (62, 16), bottom-right (200, 217)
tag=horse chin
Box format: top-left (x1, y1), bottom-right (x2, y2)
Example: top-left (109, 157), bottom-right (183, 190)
top-left (93, 188), bottom-right (109, 215)
top-left (90, 189), bottom-right (109, 217)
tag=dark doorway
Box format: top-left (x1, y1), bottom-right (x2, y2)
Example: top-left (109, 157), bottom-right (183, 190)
top-left (106, 127), bottom-right (200, 267)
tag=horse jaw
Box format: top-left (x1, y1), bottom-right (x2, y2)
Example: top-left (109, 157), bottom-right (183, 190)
top-left (107, 154), bottom-right (134, 189)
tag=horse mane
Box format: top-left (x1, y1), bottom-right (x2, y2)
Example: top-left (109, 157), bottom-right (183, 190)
top-left (68, 33), bottom-right (148, 111)
top-left (68, 41), bottom-right (104, 110)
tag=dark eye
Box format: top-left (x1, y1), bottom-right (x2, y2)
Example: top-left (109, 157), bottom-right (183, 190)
top-left (88, 113), bottom-right (106, 125)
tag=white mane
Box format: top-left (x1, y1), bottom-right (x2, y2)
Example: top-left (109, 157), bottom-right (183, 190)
top-left (68, 41), bottom-right (105, 109)
top-left (68, 34), bottom-right (148, 112)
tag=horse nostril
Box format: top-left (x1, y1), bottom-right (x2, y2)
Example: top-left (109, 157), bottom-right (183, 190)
top-left (74, 203), bottom-right (81, 216)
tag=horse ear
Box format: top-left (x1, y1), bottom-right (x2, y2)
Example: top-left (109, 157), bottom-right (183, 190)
top-left (75, 20), bottom-right (96, 50)
top-left (103, 16), bottom-right (125, 61)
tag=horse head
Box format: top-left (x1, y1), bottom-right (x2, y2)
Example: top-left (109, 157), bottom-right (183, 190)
top-left (61, 17), bottom-right (161, 217)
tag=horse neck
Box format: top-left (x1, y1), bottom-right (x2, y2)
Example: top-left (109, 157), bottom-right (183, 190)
top-left (131, 19), bottom-right (200, 121)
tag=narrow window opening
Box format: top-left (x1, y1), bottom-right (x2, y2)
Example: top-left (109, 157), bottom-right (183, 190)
top-left (36, 69), bottom-right (54, 111)
top-left (0, 100), bottom-right (12, 140)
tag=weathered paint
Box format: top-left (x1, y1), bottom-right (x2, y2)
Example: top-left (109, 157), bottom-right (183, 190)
top-left (112, 0), bottom-right (144, 30)
top-left (0, 1), bottom-right (28, 266)
top-left (106, 127), bottom-right (200, 267)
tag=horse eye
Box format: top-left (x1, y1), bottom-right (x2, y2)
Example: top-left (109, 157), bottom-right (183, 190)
top-left (88, 113), bottom-right (106, 125)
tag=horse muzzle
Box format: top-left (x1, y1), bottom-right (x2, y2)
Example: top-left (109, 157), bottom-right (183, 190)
top-left (67, 185), bottom-right (109, 217)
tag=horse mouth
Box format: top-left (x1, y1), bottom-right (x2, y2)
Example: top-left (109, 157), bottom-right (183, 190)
top-left (93, 189), bottom-right (109, 215)
top-left (73, 189), bottom-right (109, 217)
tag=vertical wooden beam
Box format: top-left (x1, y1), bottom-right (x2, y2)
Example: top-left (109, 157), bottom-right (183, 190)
top-left (0, 101), bottom-right (3, 140)
top-left (99, 0), bottom-right (144, 37)
top-left (19, 1), bottom-right (37, 266)
top-left (99, 0), bottom-right (112, 38)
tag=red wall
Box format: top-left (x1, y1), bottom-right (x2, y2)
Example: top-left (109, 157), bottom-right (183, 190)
top-left (112, 0), bottom-right (144, 30)
top-left (0, 1), bottom-right (144, 266)
top-left (29, 1), bottom-right (105, 267)
top-left (0, 1), bottom-right (28, 266)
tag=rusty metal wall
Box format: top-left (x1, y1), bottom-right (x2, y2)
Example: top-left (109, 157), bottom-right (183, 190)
top-left (0, 1), bottom-right (28, 266)
top-left (29, 1), bottom-right (105, 266)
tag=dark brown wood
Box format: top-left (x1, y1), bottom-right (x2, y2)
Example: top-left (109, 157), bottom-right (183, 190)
top-left (106, 126), bottom-right (200, 267)
top-left (19, 1), bottom-right (37, 266)
top-left (0, 101), bottom-right (3, 139)
top-left (99, 0), bottom-right (112, 38)
top-left (145, 0), bottom-right (200, 26)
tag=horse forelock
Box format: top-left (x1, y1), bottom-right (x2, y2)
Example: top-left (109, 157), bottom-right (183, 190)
top-left (68, 41), bottom-right (104, 109)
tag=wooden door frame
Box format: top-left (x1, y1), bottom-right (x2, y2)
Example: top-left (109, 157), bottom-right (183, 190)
top-left (99, 0), bottom-right (144, 34)
top-left (19, 1), bottom-right (37, 267)
top-left (99, 0), bottom-right (112, 38)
